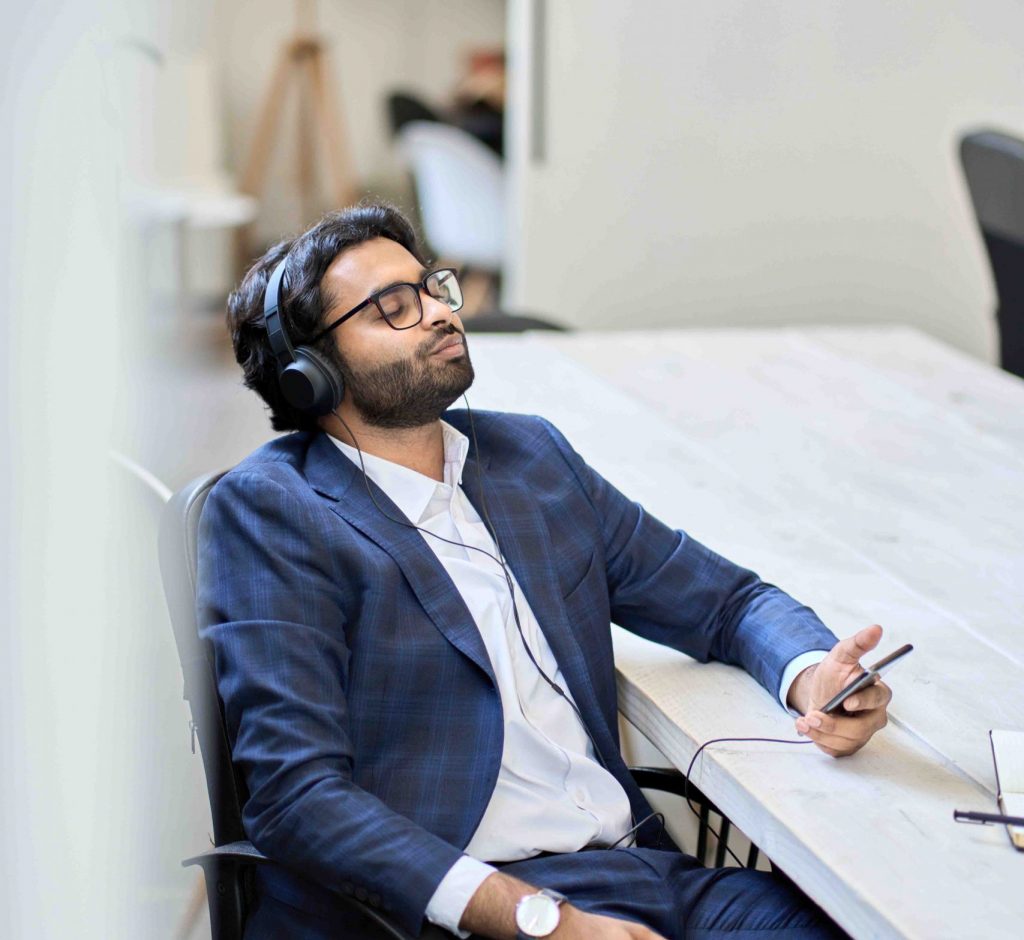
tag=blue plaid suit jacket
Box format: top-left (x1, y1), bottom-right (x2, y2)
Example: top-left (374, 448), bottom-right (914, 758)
top-left (197, 410), bottom-right (837, 934)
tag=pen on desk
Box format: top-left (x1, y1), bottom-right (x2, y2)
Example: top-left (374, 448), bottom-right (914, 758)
top-left (953, 809), bottom-right (1024, 827)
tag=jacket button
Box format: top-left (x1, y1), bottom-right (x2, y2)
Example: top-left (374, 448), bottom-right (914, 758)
top-left (355, 886), bottom-right (368, 901)
top-left (342, 882), bottom-right (354, 895)
top-left (368, 892), bottom-right (381, 907)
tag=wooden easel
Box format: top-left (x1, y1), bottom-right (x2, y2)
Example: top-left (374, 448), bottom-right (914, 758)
top-left (237, 0), bottom-right (358, 261)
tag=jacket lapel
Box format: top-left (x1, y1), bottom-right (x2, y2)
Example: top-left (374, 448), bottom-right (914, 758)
top-left (460, 451), bottom-right (619, 757)
top-left (303, 433), bottom-right (497, 688)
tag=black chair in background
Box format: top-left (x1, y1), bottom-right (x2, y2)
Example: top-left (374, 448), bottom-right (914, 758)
top-left (387, 90), bottom-right (441, 137)
top-left (158, 471), bottom-right (753, 939)
top-left (959, 129), bottom-right (1024, 379)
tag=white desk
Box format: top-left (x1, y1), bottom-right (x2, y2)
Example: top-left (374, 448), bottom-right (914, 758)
top-left (467, 325), bottom-right (1024, 940)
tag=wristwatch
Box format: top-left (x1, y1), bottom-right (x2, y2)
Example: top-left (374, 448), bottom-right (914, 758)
top-left (515, 888), bottom-right (567, 939)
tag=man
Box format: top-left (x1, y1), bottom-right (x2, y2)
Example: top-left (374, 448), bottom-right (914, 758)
top-left (199, 204), bottom-right (891, 939)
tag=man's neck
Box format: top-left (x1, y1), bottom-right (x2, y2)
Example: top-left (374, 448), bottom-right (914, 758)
top-left (321, 410), bottom-right (446, 482)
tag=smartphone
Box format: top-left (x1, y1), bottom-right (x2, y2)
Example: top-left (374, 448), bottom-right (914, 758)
top-left (820, 643), bottom-right (914, 715)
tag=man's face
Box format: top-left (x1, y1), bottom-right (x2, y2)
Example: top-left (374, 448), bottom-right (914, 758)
top-left (319, 237), bottom-right (474, 428)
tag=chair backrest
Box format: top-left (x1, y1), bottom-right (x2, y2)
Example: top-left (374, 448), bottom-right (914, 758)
top-left (960, 130), bottom-right (1024, 243)
top-left (959, 129), bottom-right (1024, 376)
top-left (397, 120), bottom-right (505, 270)
top-left (157, 469), bottom-right (249, 846)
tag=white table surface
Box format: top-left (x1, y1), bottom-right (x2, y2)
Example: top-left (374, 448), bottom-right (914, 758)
top-left (466, 325), bottom-right (1024, 940)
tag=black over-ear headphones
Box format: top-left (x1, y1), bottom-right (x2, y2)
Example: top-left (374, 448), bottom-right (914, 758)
top-left (262, 255), bottom-right (346, 415)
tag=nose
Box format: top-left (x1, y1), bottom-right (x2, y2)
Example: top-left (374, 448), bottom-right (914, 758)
top-left (421, 291), bottom-right (456, 331)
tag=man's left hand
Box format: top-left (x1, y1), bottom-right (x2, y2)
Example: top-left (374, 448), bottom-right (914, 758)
top-left (786, 624), bottom-right (892, 758)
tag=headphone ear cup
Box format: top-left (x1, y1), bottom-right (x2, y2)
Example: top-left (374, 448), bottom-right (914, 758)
top-left (285, 345), bottom-right (345, 415)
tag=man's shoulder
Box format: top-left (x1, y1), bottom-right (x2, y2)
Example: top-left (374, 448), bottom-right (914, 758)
top-left (211, 431), bottom-right (321, 500)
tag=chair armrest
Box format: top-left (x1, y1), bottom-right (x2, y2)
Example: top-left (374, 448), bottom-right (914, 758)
top-left (182, 839), bottom-right (273, 869)
top-left (628, 765), bottom-right (688, 796)
top-left (629, 764), bottom-right (720, 812)
top-left (183, 840), bottom-right (453, 940)
top-left (629, 765), bottom-right (763, 869)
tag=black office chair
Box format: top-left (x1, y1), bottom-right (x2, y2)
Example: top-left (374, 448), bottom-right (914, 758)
top-left (959, 129), bottom-right (1024, 379)
top-left (158, 471), bottom-right (751, 939)
top-left (386, 90), bottom-right (442, 137)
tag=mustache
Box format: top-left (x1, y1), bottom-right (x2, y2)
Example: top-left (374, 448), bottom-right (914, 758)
top-left (419, 323), bottom-right (466, 357)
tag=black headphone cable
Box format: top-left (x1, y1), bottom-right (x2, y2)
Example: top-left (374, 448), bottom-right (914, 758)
top-left (327, 401), bottom-right (617, 785)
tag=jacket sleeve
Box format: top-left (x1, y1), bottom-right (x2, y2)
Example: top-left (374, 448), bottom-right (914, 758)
top-left (196, 469), bottom-right (465, 936)
top-left (538, 419), bottom-right (838, 701)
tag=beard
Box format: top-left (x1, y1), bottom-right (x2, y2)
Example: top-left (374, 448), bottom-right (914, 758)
top-left (334, 324), bottom-right (475, 429)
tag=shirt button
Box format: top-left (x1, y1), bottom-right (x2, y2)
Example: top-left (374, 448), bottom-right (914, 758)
top-left (573, 788), bottom-right (586, 804)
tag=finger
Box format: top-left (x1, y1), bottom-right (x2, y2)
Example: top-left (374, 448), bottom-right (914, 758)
top-left (842, 680), bottom-right (892, 713)
top-left (809, 707), bottom-right (888, 737)
top-left (797, 708), bottom-right (887, 741)
top-left (815, 713), bottom-right (888, 748)
top-left (792, 717), bottom-right (856, 756)
top-left (801, 724), bottom-right (866, 756)
top-left (797, 709), bottom-right (887, 754)
top-left (827, 624), bottom-right (883, 667)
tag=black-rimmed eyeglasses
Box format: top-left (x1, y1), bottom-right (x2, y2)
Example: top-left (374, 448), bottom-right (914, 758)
top-left (311, 268), bottom-right (463, 341)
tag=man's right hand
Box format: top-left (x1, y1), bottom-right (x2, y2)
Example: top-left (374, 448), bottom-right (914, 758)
top-left (460, 872), bottom-right (667, 940)
top-left (553, 904), bottom-right (667, 939)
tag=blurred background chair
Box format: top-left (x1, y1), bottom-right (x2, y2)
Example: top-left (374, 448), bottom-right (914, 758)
top-left (158, 470), bottom-right (752, 938)
top-left (394, 118), bottom-right (568, 330)
top-left (386, 90), bottom-right (442, 137)
top-left (959, 129), bottom-right (1024, 378)
top-left (397, 121), bottom-right (505, 310)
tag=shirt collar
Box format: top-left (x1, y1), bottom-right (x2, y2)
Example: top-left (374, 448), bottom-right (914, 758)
top-left (328, 420), bottom-right (470, 524)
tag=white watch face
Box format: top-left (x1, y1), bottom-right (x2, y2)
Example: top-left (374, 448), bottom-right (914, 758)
top-left (516, 894), bottom-right (560, 936)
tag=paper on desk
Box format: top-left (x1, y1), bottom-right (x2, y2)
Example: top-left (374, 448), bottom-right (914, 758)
top-left (990, 729), bottom-right (1024, 850)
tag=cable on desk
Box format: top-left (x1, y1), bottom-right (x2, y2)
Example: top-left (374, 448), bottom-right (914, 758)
top-left (683, 736), bottom-right (814, 868)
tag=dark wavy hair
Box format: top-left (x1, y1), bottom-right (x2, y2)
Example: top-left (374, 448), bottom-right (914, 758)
top-left (227, 203), bottom-right (425, 432)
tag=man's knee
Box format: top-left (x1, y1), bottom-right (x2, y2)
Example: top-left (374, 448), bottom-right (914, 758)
top-left (678, 866), bottom-right (847, 938)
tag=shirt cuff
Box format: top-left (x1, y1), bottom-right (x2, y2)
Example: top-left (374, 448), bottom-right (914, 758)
top-left (779, 650), bottom-right (830, 713)
top-left (424, 855), bottom-right (497, 938)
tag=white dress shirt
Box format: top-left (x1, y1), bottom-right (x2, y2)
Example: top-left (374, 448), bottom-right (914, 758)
top-left (330, 423), bottom-right (827, 935)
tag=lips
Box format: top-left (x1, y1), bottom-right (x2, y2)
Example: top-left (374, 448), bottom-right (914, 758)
top-left (431, 335), bottom-right (464, 355)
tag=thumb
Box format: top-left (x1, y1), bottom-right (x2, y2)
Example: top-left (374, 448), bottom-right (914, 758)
top-left (827, 624), bottom-right (882, 667)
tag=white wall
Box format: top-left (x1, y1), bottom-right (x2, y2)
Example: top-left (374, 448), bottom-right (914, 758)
top-left (213, 0), bottom-right (506, 244)
top-left (2, 1), bottom-right (147, 936)
top-left (1, 2), bottom-right (237, 935)
top-left (506, 1), bottom-right (1024, 360)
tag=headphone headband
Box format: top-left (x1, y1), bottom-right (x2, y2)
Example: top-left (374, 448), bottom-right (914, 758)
top-left (263, 256), bottom-right (297, 370)
top-left (260, 252), bottom-right (345, 416)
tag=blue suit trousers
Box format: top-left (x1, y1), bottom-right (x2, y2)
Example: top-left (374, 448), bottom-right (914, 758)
top-left (246, 846), bottom-right (846, 939)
